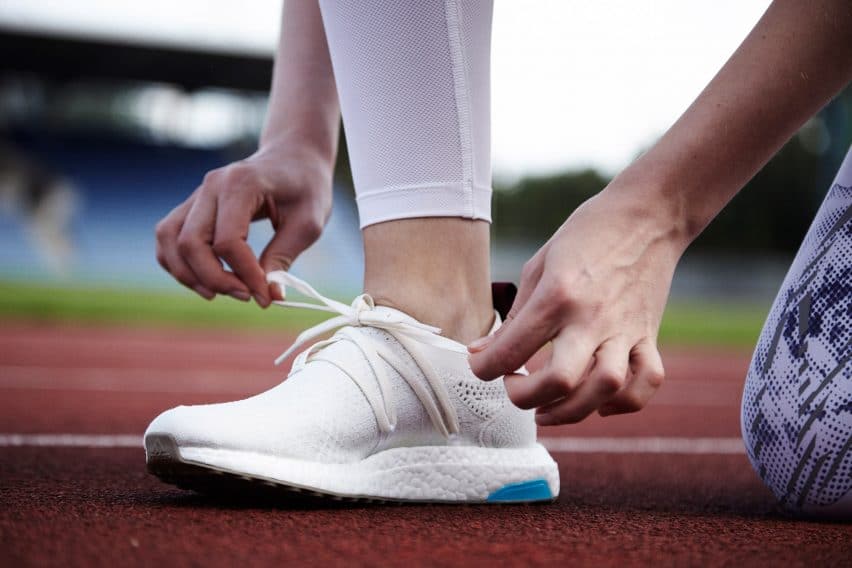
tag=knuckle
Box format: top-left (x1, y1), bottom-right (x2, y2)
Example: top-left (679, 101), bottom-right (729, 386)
top-left (545, 277), bottom-right (576, 309)
top-left (647, 368), bottom-right (665, 389)
top-left (596, 371), bottom-right (624, 393)
top-left (155, 249), bottom-right (168, 270)
top-left (224, 162), bottom-right (256, 186)
top-left (202, 168), bottom-right (224, 186)
top-left (154, 220), bottom-right (174, 242)
top-left (520, 259), bottom-right (539, 285)
top-left (211, 238), bottom-right (240, 258)
top-left (548, 369), bottom-right (578, 394)
top-left (176, 234), bottom-right (199, 256)
top-left (301, 217), bottom-right (324, 241)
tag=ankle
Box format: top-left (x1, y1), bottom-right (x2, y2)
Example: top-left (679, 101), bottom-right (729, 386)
top-left (362, 218), bottom-right (493, 344)
top-left (369, 285), bottom-right (493, 345)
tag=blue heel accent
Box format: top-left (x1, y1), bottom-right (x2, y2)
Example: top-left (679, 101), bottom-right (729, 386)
top-left (486, 478), bottom-right (553, 503)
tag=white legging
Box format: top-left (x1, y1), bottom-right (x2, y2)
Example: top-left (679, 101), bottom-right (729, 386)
top-left (318, 0), bottom-right (493, 228)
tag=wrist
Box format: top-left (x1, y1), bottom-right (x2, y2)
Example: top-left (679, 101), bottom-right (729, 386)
top-left (609, 146), bottom-right (733, 250)
top-left (254, 137), bottom-right (336, 177)
top-left (260, 126), bottom-right (337, 164)
top-left (600, 168), bottom-right (694, 257)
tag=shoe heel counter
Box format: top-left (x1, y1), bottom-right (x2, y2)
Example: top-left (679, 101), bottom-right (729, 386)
top-left (480, 400), bottom-right (537, 448)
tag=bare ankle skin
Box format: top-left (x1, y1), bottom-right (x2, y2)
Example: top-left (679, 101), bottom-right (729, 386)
top-left (362, 218), bottom-right (493, 344)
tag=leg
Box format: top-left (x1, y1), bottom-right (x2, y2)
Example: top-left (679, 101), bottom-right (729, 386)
top-left (743, 146), bottom-right (852, 517)
top-left (318, 0), bottom-right (495, 343)
top-left (146, 0), bottom-right (559, 504)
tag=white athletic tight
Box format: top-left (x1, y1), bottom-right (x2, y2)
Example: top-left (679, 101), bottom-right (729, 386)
top-left (318, 0), bottom-right (493, 228)
top-left (316, 0), bottom-right (852, 515)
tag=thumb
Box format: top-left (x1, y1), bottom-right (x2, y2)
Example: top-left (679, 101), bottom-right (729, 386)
top-left (468, 286), bottom-right (554, 381)
top-left (259, 217), bottom-right (323, 296)
top-left (467, 259), bottom-right (540, 353)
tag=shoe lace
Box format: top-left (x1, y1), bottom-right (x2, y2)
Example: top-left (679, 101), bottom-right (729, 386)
top-left (267, 271), bottom-right (461, 437)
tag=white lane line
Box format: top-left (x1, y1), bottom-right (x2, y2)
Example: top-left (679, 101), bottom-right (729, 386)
top-left (0, 366), bottom-right (277, 393)
top-left (0, 366), bottom-right (739, 406)
top-left (0, 434), bottom-right (744, 454)
top-left (0, 434), bottom-right (143, 448)
top-left (539, 436), bottom-right (744, 454)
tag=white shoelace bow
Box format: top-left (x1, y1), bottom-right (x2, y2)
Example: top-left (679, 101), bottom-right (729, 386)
top-left (267, 271), bottom-right (460, 437)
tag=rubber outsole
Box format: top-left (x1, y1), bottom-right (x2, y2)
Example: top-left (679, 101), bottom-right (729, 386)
top-left (145, 434), bottom-right (558, 505)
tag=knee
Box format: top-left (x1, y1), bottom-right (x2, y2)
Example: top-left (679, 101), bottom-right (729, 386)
top-left (741, 362), bottom-right (852, 518)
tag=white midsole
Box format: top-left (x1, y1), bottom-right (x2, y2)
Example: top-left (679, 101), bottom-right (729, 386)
top-left (170, 442), bottom-right (560, 502)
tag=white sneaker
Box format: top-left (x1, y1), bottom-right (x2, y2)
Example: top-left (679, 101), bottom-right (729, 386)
top-left (144, 272), bottom-right (559, 503)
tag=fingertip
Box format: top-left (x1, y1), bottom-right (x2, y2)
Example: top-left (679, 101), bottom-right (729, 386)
top-left (467, 334), bottom-right (493, 353)
top-left (193, 285), bottom-right (215, 300)
top-left (598, 405), bottom-right (615, 417)
top-left (253, 293), bottom-right (271, 308)
top-left (503, 373), bottom-right (536, 409)
top-left (535, 413), bottom-right (557, 426)
top-left (268, 281), bottom-right (284, 302)
top-left (467, 354), bottom-right (498, 381)
top-left (503, 372), bottom-right (527, 385)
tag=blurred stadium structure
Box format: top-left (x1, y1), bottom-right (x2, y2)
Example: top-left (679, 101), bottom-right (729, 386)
top-left (0, 17), bottom-right (849, 305)
top-left (0, 26), bottom-right (364, 293)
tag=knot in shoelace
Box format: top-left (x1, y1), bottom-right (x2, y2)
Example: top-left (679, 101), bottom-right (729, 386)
top-left (267, 271), bottom-right (460, 437)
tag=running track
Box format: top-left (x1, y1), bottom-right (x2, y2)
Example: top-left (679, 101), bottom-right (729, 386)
top-left (1, 324), bottom-right (849, 566)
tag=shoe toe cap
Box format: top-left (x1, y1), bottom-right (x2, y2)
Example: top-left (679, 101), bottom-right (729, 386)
top-left (144, 404), bottom-right (223, 448)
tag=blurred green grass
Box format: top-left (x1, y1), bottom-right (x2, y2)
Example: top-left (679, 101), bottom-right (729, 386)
top-left (0, 280), bottom-right (767, 348)
top-left (0, 280), bottom-right (327, 331)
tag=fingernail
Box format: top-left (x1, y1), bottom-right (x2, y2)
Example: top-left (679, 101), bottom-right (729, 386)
top-left (229, 290), bottom-right (251, 302)
top-left (254, 293), bottom-right (270, 308)
top-left (194, 285), bottom-right (214, 300)
top-left (467, 335), bottom-right (492, 352)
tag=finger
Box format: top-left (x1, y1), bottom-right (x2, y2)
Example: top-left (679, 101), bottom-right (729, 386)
top-left (178, 193), bottom-right (249, 299)
top-left (468, 254), bottom-right (543, 354)
top-left (535, 338), bottom-right (629, 425)
top-left (503, 331), bottom-right (596, 409)
top-left (259, 211), bottom-right (325, 302)
top-left (599, 339), bottom-right (665, 416)
top-left (260, 213), bottom-right (324, 274)
top-left (469, 286), bottom-right (561, 381)
top-left (213, 194), bottom-right (269, 306)
top-left (155, 200), bottom-right (213, 299)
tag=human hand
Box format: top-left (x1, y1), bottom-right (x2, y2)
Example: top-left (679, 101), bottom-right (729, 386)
top-left (155, 147), bottom-right (332, 306)
top-left (469, 186), bottom-right (687, 424)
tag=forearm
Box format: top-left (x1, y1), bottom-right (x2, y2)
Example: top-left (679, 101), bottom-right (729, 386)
top-left (611, 0), bottom-right (852, 247)
top-left (259, 0), bottom-right (340, 164)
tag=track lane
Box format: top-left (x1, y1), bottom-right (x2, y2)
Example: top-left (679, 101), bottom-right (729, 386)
top-left (2, 323), bottom-right (850, 566)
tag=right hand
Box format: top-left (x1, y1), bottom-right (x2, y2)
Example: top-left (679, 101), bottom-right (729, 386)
top-left (155, 148), bottom-right (333, 306)
top-left (469, 186), bottom-right (685, 424)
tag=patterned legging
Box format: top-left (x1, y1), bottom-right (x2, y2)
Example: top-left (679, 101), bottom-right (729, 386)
top-left (743, 146), bottom-right (852, 516)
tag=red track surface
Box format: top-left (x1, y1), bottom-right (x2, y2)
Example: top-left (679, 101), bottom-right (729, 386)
top-left (1, 323), bottom-right (850, 566)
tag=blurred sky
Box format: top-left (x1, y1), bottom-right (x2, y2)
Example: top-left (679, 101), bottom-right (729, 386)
top-left (1, 0), bottom-right (772, 178)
